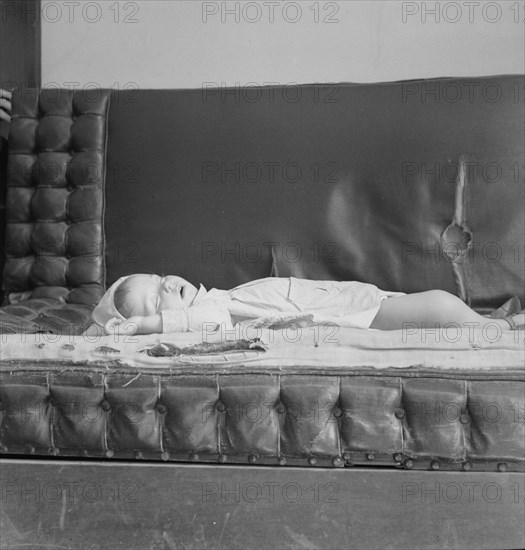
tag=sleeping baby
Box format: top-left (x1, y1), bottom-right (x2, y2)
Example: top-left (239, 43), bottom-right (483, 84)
top-left (92, 274), bottom-right (524, 335)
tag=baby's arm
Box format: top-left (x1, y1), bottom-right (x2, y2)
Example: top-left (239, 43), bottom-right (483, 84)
top-left (104, 314), bottom-right (162, 335)
top-left (104, 303), bottom-right (232, 335)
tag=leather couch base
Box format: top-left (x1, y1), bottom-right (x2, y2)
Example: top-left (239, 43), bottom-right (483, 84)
top-left (1, 354), bottom-right (523, 471)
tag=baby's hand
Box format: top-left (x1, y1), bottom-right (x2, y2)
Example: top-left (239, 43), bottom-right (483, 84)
top-left (104, 316), bottom-right (141, 336)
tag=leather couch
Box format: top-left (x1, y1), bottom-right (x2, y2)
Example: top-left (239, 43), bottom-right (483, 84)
top-left (1, 77), bottom-right (524, 472)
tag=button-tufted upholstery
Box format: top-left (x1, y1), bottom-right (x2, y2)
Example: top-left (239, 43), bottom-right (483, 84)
top-left (0, 298), bottom-right (94, 334)
top-left (0, 364), bottom-right (523, 471)
top-left (1, 89), bottom-right (110, 334)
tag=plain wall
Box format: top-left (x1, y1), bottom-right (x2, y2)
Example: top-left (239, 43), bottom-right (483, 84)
top-left (40, 0), bottom-right (524, 89)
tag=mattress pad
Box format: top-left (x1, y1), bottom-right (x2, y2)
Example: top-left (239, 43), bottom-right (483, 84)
top-left (1, 327), bottom-right (523, 471)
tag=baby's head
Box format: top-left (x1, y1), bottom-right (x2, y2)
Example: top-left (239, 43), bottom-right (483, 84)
top-left (114, 274), bottom-right (198, 318)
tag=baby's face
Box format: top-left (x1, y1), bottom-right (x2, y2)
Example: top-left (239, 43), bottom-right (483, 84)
top-left (122, 274), bottom-right (198, 316)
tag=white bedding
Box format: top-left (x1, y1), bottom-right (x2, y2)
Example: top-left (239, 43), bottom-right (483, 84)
top-left (0, 324), bottom-right (523, 371)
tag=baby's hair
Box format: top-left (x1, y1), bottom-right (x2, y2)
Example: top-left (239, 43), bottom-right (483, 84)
top-left (114, 277), bottom-right (138, 318)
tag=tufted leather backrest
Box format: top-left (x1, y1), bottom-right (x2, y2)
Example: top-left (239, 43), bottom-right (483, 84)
top-left (3, 89), bottom-right (110, 306)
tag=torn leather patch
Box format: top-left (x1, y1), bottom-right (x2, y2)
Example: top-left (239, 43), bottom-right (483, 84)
top-left (440, 154), bottom-right (472, 304)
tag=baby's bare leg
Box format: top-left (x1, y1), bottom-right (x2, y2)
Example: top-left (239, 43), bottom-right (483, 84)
top-left (370, 290), bottom-right (519, 331)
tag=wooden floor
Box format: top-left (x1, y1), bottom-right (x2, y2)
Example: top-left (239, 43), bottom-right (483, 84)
top-left (1, 458), bottom-right (524, 549)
